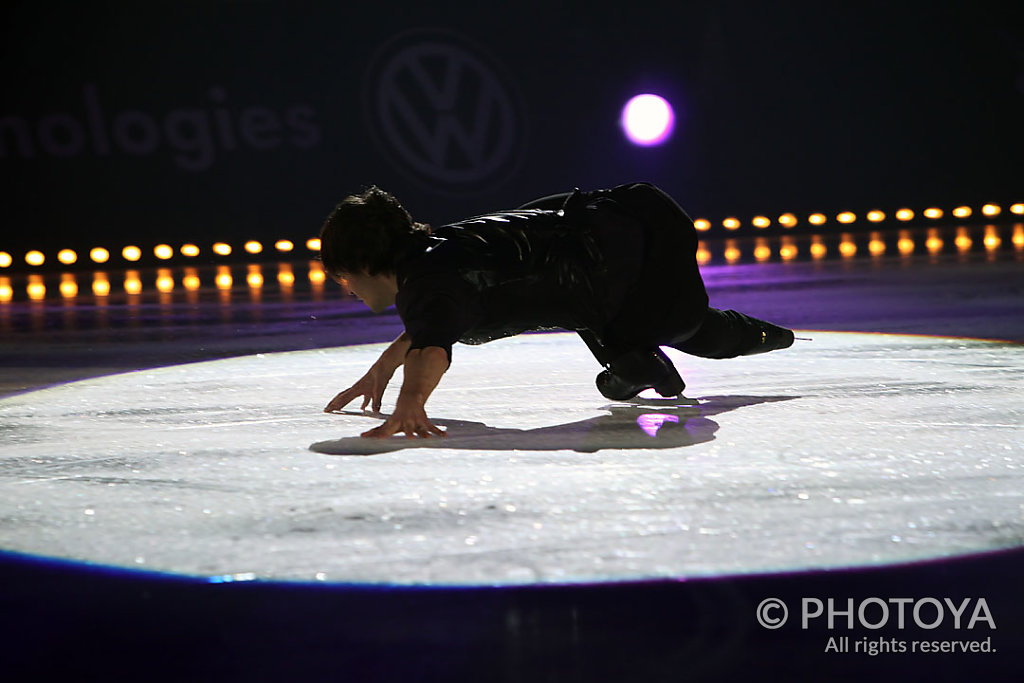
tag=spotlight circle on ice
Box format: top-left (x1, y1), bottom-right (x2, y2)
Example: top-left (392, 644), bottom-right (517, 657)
top-left (0, 332), bottom-right (1020, 586)
top-left (621, 94), bottom-right (675, 146)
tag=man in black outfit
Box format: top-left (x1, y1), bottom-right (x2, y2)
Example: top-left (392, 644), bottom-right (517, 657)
top-left (319, 182), bottom-right (794, 438)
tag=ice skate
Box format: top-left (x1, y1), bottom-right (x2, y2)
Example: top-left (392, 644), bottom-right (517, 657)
top-left (596, 348), bottom-right (685, 400)
top-left (742, 320), bottom-right (795, 355)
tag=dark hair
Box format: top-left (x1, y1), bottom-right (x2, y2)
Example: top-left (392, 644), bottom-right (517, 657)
top-left (319, 186), bottom-right (429, 277)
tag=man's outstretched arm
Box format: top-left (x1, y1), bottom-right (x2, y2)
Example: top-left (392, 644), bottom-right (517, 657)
top-left (324, 331), bottom-right (412, 413)
top-left (361, 346), bottom-right (449, 438)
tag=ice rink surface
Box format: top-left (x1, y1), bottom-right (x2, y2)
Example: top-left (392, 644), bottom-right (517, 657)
top-left (1, 331), bottom-right (1020, 585)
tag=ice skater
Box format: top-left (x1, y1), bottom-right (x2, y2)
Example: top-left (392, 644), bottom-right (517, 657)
top-left (319, 182), bottom-right (794, 438)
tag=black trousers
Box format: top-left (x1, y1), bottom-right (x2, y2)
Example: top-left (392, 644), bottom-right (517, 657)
top-left (520, 184), bottom-right (777, 364)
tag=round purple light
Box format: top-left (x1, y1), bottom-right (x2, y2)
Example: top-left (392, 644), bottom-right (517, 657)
top-left (621, 94), bottom-right (675, 146)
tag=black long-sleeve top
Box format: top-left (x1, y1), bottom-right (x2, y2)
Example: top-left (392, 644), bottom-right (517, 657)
top-left (394, 184), bottom-right (707, 363)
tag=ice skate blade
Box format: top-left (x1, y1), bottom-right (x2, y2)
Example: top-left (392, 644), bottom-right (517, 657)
top-left (603, 396), bottom-right (700, 408)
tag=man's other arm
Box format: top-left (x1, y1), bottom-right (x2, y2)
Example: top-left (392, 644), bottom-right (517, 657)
top-left (361, 345), bottom-right (449, 438)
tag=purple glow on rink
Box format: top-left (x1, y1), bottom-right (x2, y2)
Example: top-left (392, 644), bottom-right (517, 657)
top-left (636, 413), bottom-right (680, 437)
top-left (621, 94), bottom-right (675, 146)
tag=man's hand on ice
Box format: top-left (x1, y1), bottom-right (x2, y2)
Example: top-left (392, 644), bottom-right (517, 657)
top-left (324, 332), bottom-right (412, 414)
top-left (323, 364), bottom-right (395, 414)
top-left (361, 401), bottom-right (446, 439)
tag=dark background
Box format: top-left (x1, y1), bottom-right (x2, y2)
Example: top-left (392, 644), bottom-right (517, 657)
top-left (2, 0), bottom-right (1022, 252)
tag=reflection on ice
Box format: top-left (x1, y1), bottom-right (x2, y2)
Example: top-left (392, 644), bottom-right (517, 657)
top-left (636, 413), bottom-right (680, 438)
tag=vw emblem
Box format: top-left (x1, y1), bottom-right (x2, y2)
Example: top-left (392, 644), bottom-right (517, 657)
top-left (364, 29), bottom-right (525, 193)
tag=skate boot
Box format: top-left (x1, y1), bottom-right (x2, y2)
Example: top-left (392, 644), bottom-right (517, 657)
top-left (742, 320), bottom-right (795, 355)
top-left (596, 348), bottom-right (686, 400)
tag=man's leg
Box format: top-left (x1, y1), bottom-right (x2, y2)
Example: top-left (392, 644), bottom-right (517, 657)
top-left (586, 305), bottom-right (795, 400)
top-left (580, 183), bottom-right (705, 400)
top-left (670, 308), bottom-right (794, 359)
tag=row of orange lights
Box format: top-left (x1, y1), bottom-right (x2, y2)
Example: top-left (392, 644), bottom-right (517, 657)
top-left (696, 226), bottom-right (1021, 264)
top-left (693, 203), bottom-right (1024, 232)
top-left (3, 227), bottom-right (1019, 303)
top-left (2, 202), bottom-right (1023, 269)
top-left (0, 238), bottom-right (324, 269)
top-left (0, 263), bottom-right (328, 303)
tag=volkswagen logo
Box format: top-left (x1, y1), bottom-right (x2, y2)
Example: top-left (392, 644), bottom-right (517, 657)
top-left (363, 29), bottom-right (525, 194)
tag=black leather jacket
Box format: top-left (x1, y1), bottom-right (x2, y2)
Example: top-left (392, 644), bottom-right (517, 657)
top-left (395, 183), bottom-right (705, 363)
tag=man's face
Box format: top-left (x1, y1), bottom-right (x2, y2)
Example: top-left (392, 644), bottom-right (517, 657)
top-left (337, 271), bottom-right (398, 313)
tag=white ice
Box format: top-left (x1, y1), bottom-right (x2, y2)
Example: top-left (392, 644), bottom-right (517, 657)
top-left (0, 332), bottom-right (1021, 585)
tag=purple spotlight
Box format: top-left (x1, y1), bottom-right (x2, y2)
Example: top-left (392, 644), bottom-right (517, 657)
top-left (621, 94), bottom-right (675, 146)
